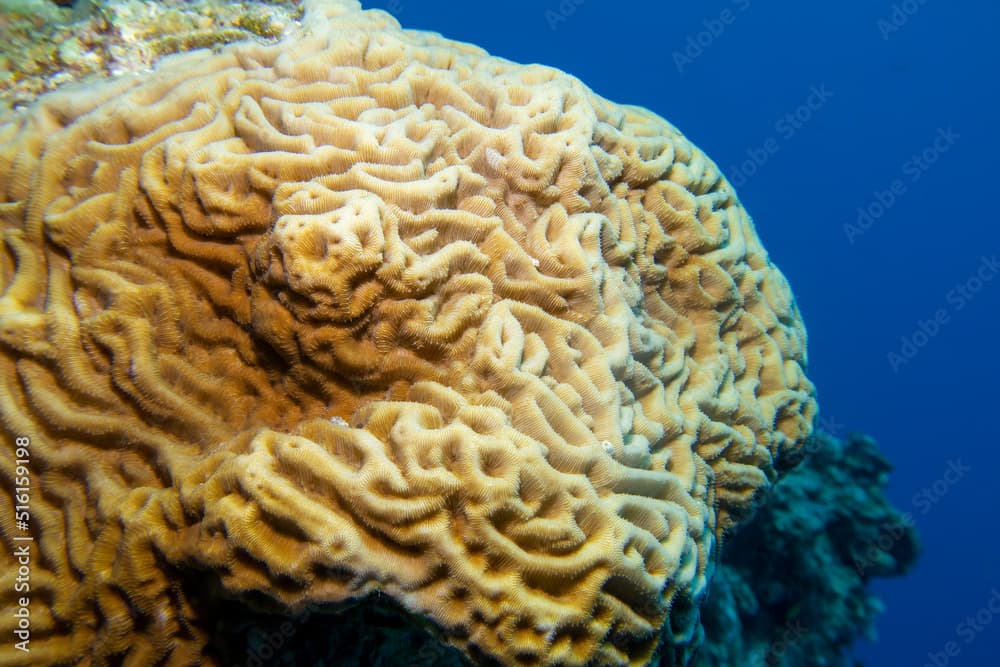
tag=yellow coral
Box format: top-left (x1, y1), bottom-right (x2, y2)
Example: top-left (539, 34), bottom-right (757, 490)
top-left (0, 0), bottom-right (816, 665)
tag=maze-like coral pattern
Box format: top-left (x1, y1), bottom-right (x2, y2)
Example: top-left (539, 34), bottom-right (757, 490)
top-left (0, 1), bottom-right (816, 665)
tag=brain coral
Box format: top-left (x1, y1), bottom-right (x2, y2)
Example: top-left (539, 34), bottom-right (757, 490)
top-left (0, 0), bottom-right (816, 665)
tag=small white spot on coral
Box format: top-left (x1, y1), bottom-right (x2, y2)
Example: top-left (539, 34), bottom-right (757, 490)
top-left (485, 147), bottom-right (505, 173)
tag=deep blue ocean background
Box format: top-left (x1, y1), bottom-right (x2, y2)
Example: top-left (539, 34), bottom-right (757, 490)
top-left (368, 1), bottom-right (999, 665)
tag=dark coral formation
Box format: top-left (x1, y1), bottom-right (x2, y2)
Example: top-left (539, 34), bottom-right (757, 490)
top-left (693, 430), bottom-right (919, 666)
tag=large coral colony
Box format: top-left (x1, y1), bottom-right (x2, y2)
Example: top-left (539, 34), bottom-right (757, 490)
top-left (0, 0), bottom-right (818, 665)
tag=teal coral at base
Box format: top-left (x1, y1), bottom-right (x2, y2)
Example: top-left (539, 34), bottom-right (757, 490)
top-left (693, 431), bottom-right (919, 666)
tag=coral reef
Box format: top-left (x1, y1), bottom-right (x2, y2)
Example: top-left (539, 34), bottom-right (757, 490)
top-left (0, 1), bottom-right (816, 665)
top-left (694, 431), bottom-right (920, 667)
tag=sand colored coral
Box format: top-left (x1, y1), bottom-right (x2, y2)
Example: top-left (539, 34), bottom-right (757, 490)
top-left (0, 1), bottom-right (816, 664)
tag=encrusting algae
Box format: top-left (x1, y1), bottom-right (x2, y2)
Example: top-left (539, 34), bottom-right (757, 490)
top-left (0, 0), bottom-right (303, 110)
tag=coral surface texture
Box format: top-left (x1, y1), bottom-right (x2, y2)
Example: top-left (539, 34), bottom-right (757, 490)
top-left (0, 1), bottom-right (816, 665)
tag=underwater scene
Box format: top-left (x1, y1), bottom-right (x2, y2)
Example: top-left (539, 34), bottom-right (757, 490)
top-left (0, 1), bottom-right (996, 665)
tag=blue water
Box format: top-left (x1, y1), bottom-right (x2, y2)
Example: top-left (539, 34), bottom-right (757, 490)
top-left (373, 0), bottom-right (1000, 664)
